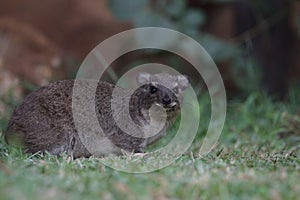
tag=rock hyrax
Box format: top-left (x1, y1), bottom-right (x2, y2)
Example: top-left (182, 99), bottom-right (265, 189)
top-left (5, 73), bottom-right (189, 158)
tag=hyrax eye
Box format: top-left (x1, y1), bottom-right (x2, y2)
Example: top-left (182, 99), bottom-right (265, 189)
top-left (150, 84), bottom-right (158, 94)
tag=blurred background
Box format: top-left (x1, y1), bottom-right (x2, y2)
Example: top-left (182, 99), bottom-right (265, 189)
top-left (0, 0), bottom-right (299, 112)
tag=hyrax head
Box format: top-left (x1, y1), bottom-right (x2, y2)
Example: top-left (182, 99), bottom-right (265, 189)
top-left (136, 72), bottom-right (189, 111)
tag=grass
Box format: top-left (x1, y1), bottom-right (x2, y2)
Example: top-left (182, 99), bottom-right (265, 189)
top-left (0, 91), bottom-right (299, 200)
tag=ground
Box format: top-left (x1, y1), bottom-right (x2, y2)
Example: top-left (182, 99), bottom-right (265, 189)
top-left (0, 91), bottom-right (299, 200)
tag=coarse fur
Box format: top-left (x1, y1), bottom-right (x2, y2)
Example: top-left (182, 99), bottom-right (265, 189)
top-left (5, 73), bottom-right (189, 158)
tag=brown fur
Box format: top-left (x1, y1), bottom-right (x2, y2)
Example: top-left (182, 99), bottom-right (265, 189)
top-left (5, 73), bottom-right (189, 158)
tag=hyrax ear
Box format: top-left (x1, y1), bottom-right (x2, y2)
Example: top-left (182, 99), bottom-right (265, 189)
top-left (136, 72), bottom-right (151, 85)
top-left (177, 74), bottom-right (189, 90)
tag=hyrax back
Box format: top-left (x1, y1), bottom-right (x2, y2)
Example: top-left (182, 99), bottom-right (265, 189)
top-left (5, 73), bottom-right (189, 157)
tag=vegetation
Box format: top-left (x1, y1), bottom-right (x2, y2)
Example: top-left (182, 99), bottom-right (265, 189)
top-left (108, 0), bottom-right (262, 94)
top-left (0, 90), bottom-right (299, 199)
top-left (0, 1), bottom-right (299, 199)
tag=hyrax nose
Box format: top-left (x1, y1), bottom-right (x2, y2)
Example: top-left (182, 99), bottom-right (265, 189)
top-left (162, 96), bottom-right (171, 105)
